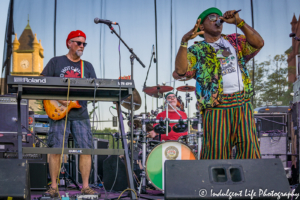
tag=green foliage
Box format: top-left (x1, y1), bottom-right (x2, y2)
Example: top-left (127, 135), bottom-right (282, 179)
top-left (34, 100), bottom-right (46, 115)
top-left (248, 54), bottom-right (292, 108)
top-left (93, 127), bottom-right (122, 149)
top-left (248, 60), bottom-right (268, 108)
top-left (88, 101), bottom-right (98, 119)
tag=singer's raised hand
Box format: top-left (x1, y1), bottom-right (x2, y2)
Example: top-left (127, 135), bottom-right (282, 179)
top-left (219, 10), bottom-right (243, 25)
top-left (182, 19), bottom-right (204, 42)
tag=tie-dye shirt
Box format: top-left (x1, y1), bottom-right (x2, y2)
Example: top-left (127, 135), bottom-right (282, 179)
top-left (175, 33), bottom-right (262, 112)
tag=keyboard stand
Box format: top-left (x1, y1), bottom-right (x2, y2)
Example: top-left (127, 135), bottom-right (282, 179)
top-left (12, 81), bottom-right (136, 199)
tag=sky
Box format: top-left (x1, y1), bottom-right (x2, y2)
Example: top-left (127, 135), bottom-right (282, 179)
top-left (1, 0), bottom-right (300, 130)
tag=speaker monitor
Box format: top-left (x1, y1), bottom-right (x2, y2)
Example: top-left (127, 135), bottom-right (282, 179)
top-left (0, 95), bottom-right (28, 132)
top-left (0, 133), bottom-right (34, 152)
top-left (254, 113), bottom-right (287, 133)
top-left (102, 155), bottom-right (128, 191)
top-left (260, 136), bottom-right (287, 167)
top-left (0, 159), bottom-right (31, 199)
top-left (29, 162), bottom-right (48, 190)
top-left (0, 153), bottom-right (48, 190)
top-left (165, 159), bottom-right (290, 200)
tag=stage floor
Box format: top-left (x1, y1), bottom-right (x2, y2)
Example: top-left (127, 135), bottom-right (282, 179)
top-left (31, 186), bottom-right (164, 200)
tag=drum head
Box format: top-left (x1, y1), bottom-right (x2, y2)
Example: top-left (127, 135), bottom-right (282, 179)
top-left (145, 141), bottom-right (196, 191)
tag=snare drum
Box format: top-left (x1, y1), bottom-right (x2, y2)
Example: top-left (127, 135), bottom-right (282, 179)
top-left (145, 141), bottom-right (196, 191)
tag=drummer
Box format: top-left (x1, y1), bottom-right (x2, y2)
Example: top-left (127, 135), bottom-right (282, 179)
top-left (153, 92), bottom-right (188, 141)
top-left (146, 123), bottom-right (159, 140)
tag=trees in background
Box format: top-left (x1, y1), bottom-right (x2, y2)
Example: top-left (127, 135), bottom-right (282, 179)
top-left (248, 54), bottom-right (293, 108)
top-left (93, 127), bottom-right (121, 149)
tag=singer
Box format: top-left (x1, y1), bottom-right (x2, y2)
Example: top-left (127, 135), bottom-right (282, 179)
top-left (174, 7), bottom-right (264, 159)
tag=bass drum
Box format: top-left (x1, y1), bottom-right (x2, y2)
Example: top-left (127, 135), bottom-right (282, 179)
top-left (145, 141), bottom-right (196, 191)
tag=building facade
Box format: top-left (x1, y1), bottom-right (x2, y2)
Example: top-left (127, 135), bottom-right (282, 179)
top-left (287, 14), bottom-right (300, 83)
top-left (12, 20), bottom-right (44, 76)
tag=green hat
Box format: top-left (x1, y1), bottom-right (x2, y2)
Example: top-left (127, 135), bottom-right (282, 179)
top-left (197, 7), bottom-right (222, 38)
top-left (165, 92), bottom-right (175, 99)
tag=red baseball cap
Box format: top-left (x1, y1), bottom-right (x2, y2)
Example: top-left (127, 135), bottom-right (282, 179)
top-left (66, 30), bottom-right (86, 48)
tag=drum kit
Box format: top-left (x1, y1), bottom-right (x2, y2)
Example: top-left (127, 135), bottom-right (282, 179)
top-left (120, 81), bottom-right (203, 193)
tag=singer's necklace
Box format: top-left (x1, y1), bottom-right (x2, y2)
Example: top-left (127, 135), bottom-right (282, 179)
top-left (214, 38), bottom-right (231, 57)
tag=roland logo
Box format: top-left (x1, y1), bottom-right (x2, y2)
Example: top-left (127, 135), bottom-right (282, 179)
top-left (22, 77), bottom-right (47, 84)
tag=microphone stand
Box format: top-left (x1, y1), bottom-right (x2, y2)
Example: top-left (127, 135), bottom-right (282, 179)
top-left (105, 24), bottom-right (145, 200)
top-left (143, 48), bottom-right (156, 113)
top-left (108, 24), bottom-right (145, 69)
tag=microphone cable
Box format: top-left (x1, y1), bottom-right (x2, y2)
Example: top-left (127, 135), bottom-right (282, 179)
top-left (103, 24), bottom-right (122, 200)
top-left (234, 15), bottom-right (243, 109)
top-left (56, 78), bottom-right (70, 200)
top-left (90, 78), bottom-right (101, 192)
top-left (144, 45), bottom-right (156, 113)
top-left (234, 15), bottom-right (253, 156)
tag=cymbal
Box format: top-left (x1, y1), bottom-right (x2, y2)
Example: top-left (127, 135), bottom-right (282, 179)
top-left (177, 85), bottom-right (195, 92)
top-left (121, 89), bottom-right (141, 110)
top-left (143, 85), bottom-right (173, 98)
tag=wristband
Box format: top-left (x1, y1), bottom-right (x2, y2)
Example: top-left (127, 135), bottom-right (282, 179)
top-left (181, 41), bottom-right (188, 48)
top-left (237, 20), bottom-right (245, 28)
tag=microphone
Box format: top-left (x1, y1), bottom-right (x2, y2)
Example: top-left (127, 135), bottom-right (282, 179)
top-left (153, 45), bottom-right (157, 63)
top-left (94, 18), bottom-right (118, 25)
top-left (290, 33), bottom-right (300, 41)
top-left (215, 9), bottom-right (241, 27)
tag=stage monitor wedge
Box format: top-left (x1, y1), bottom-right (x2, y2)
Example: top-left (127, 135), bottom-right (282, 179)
top-left (165, 159), bottom-right (290, 200)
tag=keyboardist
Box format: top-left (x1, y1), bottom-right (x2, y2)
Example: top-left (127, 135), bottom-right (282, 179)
top-left (40, 30), bottom-right (99, 197)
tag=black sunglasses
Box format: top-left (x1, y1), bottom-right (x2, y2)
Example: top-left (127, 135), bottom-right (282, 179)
top-left (71, 40), bottom-right (87, 47)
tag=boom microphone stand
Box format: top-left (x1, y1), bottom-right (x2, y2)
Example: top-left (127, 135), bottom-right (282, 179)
top-left (143, 45), bottom-right (156, 113)
top-left (102, 22), bottom-right (145, 200)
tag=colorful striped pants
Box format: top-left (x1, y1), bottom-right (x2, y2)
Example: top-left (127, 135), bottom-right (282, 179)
top-left (200, 91), bottom-right (261, 159)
